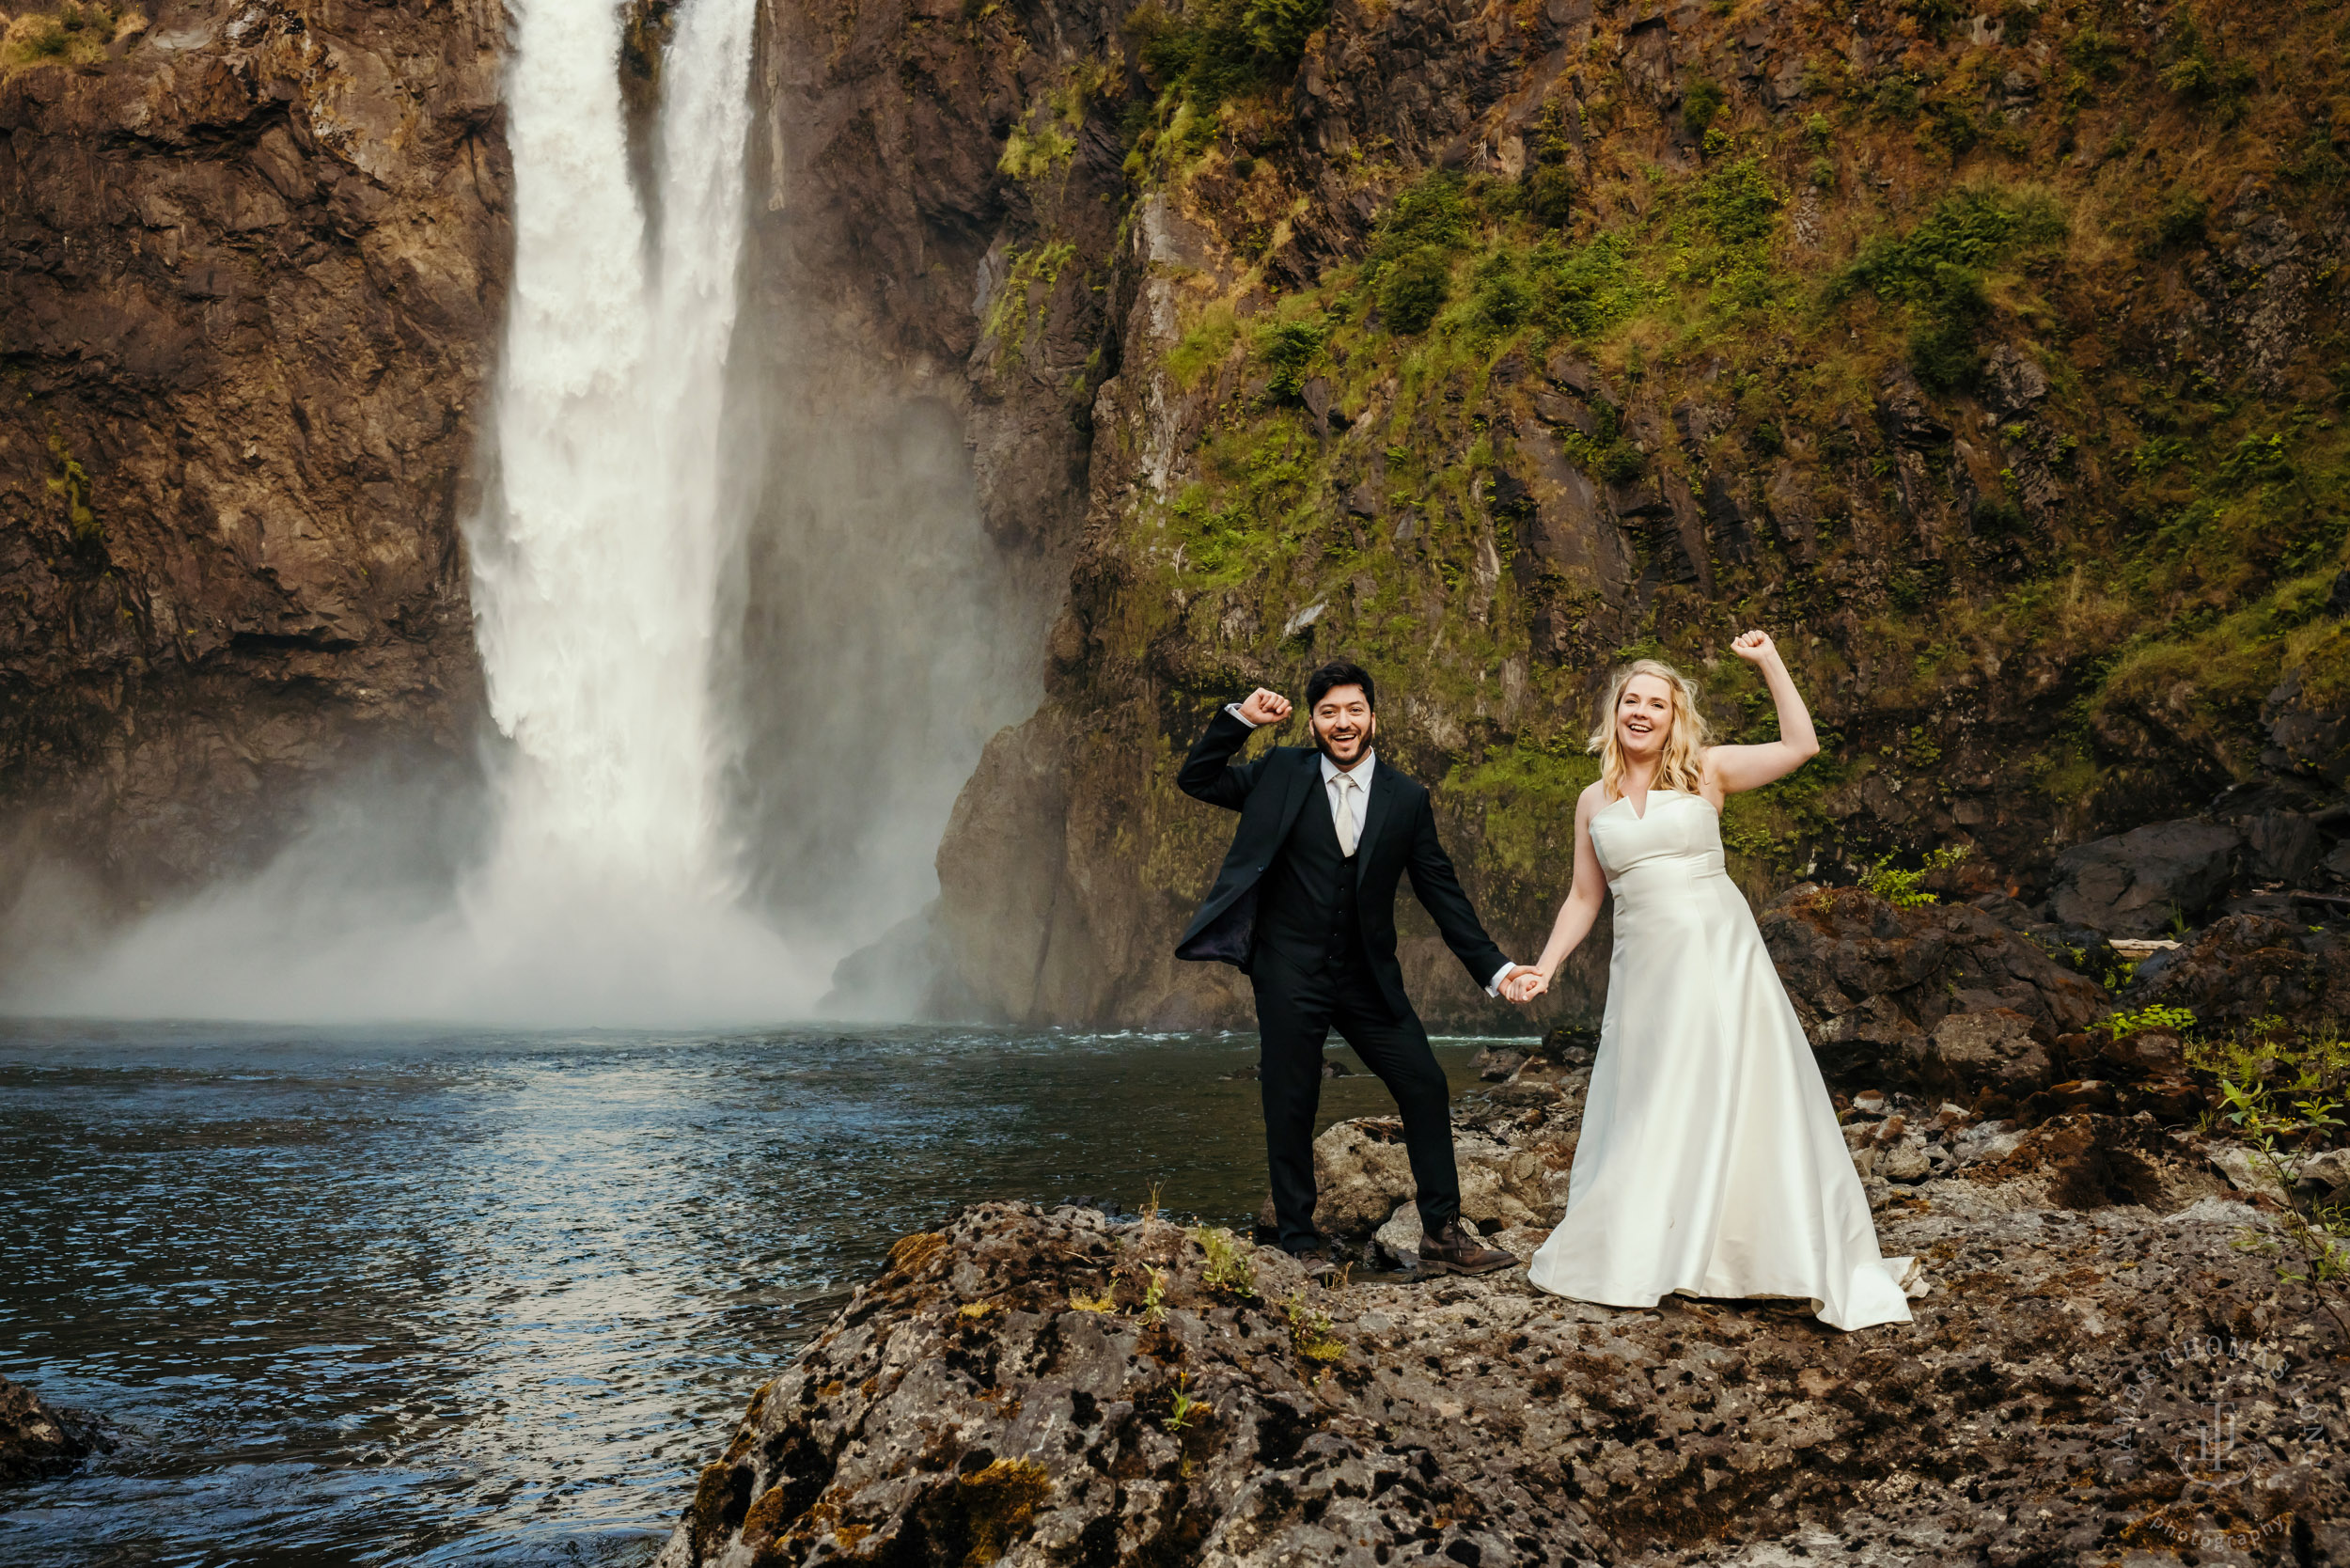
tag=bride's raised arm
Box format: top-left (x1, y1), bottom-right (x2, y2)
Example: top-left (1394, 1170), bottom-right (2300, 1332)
top-left (1507, 782), bottom-right (1611, 1000)
top-left (1701, 630), bottom-right (1820, 799)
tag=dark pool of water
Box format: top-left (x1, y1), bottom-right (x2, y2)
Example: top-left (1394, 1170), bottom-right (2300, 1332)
top-left (0, 1024), bottom-right (1511, 1565)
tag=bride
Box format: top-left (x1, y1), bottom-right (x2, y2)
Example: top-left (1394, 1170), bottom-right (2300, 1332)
top-left (1502, 632), bottom-right (1916, 1331)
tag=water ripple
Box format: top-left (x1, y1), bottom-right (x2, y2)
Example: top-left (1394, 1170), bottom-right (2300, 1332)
top-left (0, 1024), bottom-right (1497, 1564)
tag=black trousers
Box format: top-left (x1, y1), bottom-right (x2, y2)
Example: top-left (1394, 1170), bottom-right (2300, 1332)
top-left (1249, 946), bottom-right (1461, 1251)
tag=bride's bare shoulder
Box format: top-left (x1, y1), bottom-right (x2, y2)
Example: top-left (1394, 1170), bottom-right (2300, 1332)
top-left (1575, 780), bottom-right (1606, 815)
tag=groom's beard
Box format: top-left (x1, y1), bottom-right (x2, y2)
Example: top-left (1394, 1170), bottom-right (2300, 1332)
top-left (1315, 715), bottom-right (1375, 766)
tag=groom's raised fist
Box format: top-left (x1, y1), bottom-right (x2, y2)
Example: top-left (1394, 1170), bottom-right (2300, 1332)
top-left (1237, 688), bottom-right (1292, 726)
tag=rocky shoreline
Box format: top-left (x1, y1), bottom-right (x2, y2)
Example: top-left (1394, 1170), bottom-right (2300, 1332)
top-left (651, 889), bottom-right (2349, 1566)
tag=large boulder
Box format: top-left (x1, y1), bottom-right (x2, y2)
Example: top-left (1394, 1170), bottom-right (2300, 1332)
top-left (1759, 886), bottom-right (2106, 1092)
top-left (2046, 820), bottom-right (2243, 937)
top-left (1, 1376), bottom-right (106, 1486)
top-left (2123, 914), bottom-right (2350, 1027)
top-left (2262, 665), bottom-right (2350, 789)
top-left (2209, 778), bottom-right (2342, 886)
top-left (1922, 1009), bottom-right (2051, 1098)
top-left (2238, 809), bottom-right (2326, 885)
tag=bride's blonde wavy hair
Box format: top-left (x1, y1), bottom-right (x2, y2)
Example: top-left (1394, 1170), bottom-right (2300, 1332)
top-left (1588, 658), bottom-right (1711, 800)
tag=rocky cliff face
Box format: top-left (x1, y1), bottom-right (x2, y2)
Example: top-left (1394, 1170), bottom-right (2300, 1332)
top-left (0, 0), bottom-right (512, 906)
top-left (918, 0), bottom-right (2350, 1027)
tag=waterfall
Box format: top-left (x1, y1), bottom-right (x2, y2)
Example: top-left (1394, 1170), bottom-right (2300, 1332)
top-left (8, 0), bottom-right (832, 1024)
top-left (448, 0), bottom-right (823, 1019)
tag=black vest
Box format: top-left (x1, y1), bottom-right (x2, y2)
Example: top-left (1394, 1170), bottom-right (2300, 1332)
top-left (1253, 776), bottom-right (1365, 974)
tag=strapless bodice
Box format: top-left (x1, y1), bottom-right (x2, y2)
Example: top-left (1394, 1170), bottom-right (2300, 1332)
top-left (1589, 789), bottom-right (1727, 890)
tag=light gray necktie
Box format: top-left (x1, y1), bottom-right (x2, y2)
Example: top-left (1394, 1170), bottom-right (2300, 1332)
top-left (1334, 773), bottom-right (1360, 857)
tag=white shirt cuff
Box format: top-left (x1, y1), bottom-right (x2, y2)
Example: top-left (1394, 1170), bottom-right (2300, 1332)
top-left (1486, 962), bottom-right (1519, 997)
top-left (1225, 701), bottom-right (1259, 729)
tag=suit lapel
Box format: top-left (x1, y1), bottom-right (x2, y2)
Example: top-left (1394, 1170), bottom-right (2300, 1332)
top-left (1271, 748), bottom-right (1318, 848)
top-left (1354, 762), bottom-right (1399, 886)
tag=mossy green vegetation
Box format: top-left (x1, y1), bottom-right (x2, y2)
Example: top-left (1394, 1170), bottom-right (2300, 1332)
top-left (2187, 1013), bottom-right (2350, 1333)
top-left (1, 1), bottom-right (141, 76)
top-left (1443, 745), bottom-right (1602, 882)
top-left (1127, 0), bottom-right (1329, 116)
top-left (1076, 0), bottom-right (2350, 951)
top-left (982, 240), bottom-right (1077, 362)
top-left (1121, 0), bottom-right (1330, 184)
top-left (1281, 1286), bottom-right (1344, 1361)
top-left (1190, 1224), bottom-right (1258, 1296)
top-left (1857, 845), bottom-right (1972, 908)
top-left (1829, 184), bottom-right (2067, 391)
top-left (45, 432), bottom-right (100, 548)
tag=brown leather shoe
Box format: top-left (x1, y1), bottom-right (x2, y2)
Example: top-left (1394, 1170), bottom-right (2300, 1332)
top-left (1284, 1242), bottom-right (1340, 1282)
top-left (1418, 1218), bottom-right (1517, 1276)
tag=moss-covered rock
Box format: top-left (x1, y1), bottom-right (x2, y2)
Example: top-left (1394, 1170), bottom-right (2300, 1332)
top-left (931, 0), bottom-right (2350, 1027)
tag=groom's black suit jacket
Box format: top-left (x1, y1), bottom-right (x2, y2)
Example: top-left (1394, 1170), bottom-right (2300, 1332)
top-left (1173, 708), bottom-right (1508, 1020)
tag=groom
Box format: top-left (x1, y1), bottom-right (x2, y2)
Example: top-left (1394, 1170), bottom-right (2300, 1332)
top-left (1176, 661), bottom-right (1523, 1277)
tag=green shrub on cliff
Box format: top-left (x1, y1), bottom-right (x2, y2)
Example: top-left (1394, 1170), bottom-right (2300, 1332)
top-left (1682, 79), bottom-right (1727, 141)
top-left (1898, 0), bottom-right (1965, 42)
top-left (1368, 173), bottom-right (1471, 266)
top-left (1833, 184), bottom-right (2066, 300)
top-left (1378, 248), bottom-right (1451, 335)
top-left (2154, 191), bottom-right (2209, 247)
top-left (1685, 157), bottom-right (1784, 245)
top-left (1471, 256), bottom-right (1532, 333)
top-left (1522, 101), bottom-right (1579, 225)
top-left (1857, 845), bottom-right (1971, 908)
top-left (1907, 263), bottom-right (1993, 392)
top-left (1530, 234), bottom-right (1650, 340)
top-left (2159, 10), bottom-right (2257, 124)
top-left (1254, 312), bottom-right (1327, 401)
top-left (1663, 156), bottom-right (1790, 322)
top-left (1242, 0), bottom-right (1326, 65)
top-left (1127, 0), bottom-right (1329, 113)
top-left (1830, 184), bottom-right (2063, 390)
top-left (1524, 164), bottom-right (1576, 227)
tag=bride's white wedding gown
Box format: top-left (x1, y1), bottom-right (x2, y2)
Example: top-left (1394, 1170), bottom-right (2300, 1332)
top-left (1527, 788), bottom-right (1915, 1331)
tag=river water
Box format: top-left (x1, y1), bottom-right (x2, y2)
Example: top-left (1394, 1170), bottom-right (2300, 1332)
top-left (0, 1025), bottom-right (1507, 1565)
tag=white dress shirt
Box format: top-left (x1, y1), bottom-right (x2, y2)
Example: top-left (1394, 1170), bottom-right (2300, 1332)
top-left (1320, 747), bottom-right (1371, 855)
top-left (1223, 703), bottom-right (1521, 996)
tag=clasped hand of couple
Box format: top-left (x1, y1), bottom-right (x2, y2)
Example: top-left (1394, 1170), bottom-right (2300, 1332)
top-left (1498, 966), bottom-right (1549, 1006)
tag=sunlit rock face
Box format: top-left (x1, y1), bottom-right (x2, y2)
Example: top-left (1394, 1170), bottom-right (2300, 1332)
top-left (0, 0), bottom-right (512, 898)
top-left (918, 0), bottom-right (2350, 1028)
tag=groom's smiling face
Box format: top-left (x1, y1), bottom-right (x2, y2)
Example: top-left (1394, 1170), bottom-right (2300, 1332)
top-left (1311, 684), bottom-right (1375, 767)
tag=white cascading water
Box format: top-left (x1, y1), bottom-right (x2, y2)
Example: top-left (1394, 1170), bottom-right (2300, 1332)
top-left (450, 0), bottom-right (821, 1019)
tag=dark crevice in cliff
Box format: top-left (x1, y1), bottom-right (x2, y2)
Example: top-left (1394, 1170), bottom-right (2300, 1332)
top-left (227, 630), bottom-right (363, 654)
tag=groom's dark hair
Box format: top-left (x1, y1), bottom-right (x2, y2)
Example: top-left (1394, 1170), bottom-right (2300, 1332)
top-left (1306, 661), bottom-right (1376, 712)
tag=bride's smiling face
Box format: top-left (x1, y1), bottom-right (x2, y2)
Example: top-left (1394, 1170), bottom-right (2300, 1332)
top-left (1616, 674), bottom-right (1675, 757)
